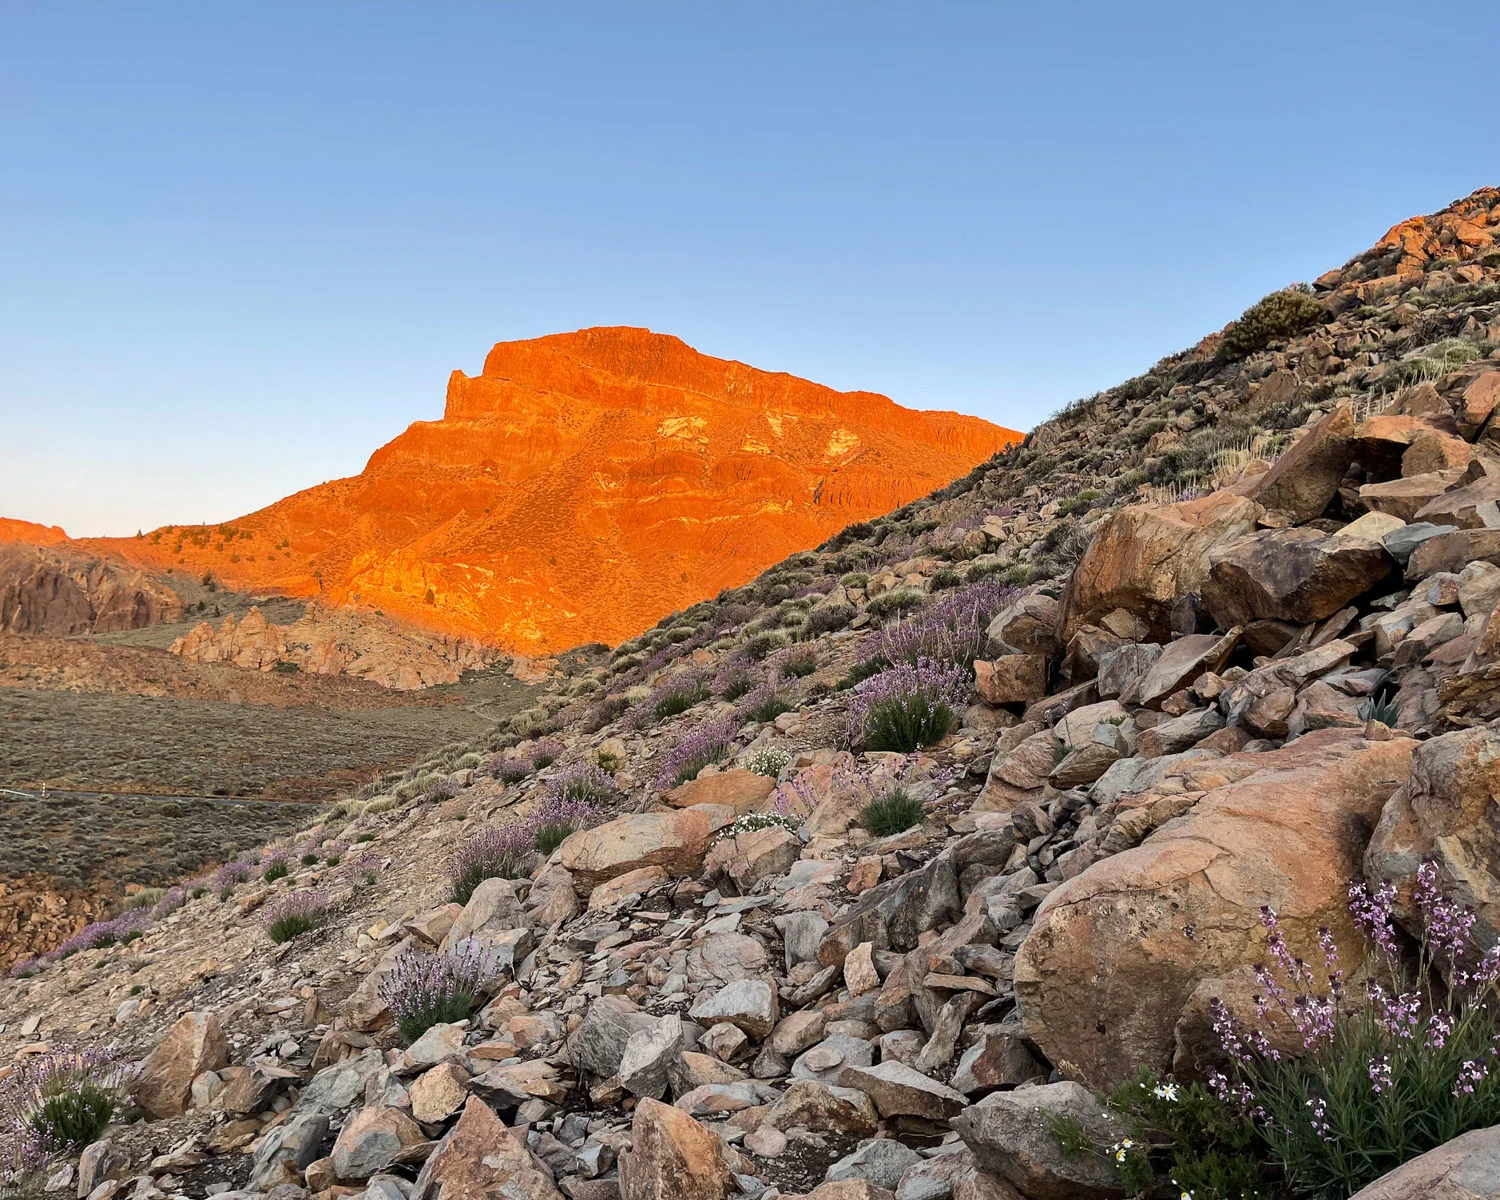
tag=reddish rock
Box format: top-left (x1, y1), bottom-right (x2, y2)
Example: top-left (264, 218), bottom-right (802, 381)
top-left (135, 1011), bottom-right (230, 1119)
top-left (56, 328), bottom-right (1018, 655)
top-left (973, 656), bottom-right (1047, 705)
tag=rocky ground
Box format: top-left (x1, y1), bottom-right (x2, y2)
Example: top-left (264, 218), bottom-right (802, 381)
top-left (6, 187), bottom-right (1500, 1200)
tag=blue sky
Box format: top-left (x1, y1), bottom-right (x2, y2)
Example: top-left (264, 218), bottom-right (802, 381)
top-left (2, 3), bottom-right (1495, 536)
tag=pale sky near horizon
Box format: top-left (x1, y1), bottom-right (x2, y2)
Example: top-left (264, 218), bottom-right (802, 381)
top-left (2, 2), bottom-right (1496, 537)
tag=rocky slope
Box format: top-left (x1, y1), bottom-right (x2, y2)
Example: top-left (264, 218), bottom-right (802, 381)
top-left (0, 543), bottom-right (184, 636)
top-left (6, 187), bottom-right (1500, 1200)
top-left (53, 327), bottom-right (1019, 653)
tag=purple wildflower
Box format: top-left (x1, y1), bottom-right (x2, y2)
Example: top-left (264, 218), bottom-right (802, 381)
top-left (1349, 877), bottom-right (1401, 960)
top-left (861, 578), bottom-right (1018, 672)
top-left (343, 852), bottom-right (383, 885)
top-left (210, 859), bottom-right (253, 897)
top-left (656, 717), bottom-right (737, 790)
top-left (52, 909), bottom-right (151, 959)
top-left (847, 657), bottom-right (970, 752)
top-left (260, 890), bottom-right (329, 943)
top-left (379, 940), bottom-right (496, 1044)
top-left (150, 886), bottom-right (188, 921)
top-left (451, 823), bottom-right (536, 903)
top-left (547, 763), bottom-right (616, 807)
top-left (1455, 1059), bottom-right (1488, 1097)
top-left (1368, 1055), bottom-right (1392, 1094)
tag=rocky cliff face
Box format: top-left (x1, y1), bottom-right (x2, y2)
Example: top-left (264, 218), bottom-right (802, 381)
top-left (0, 543), bottom-right (183, 634)
top-left (62, 328), bottom-right (1019, 653)
top-left (170, 602), bottom-right (503, 690)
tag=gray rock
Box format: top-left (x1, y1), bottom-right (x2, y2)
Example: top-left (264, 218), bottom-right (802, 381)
top-left (566, 995), bottom-right (659, 1078)
top-left (247, 1113), bottom-right (329, 1191)
top-left (825, 1138), bottom-right (924, 1190)
top-left (617, 1015), bottom-right (684, 1100)
top-left (687, 979), bottom-right (777, 1039)
top-left (953, 1081), bottom-right (1125, 1200)
top-left (297, 1050), bottom-right (385, 1116)
top-left (1348, 1123), bottom-right (1500, 1198)
top-left (790, 1033), bottom-right (876, 1084)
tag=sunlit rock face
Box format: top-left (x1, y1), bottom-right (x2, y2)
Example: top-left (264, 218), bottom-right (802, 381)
top-left (68, 327), bottom-right (1019, 652)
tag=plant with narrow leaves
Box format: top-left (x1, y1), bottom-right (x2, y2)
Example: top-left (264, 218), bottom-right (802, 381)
top-left (490, 752), bottom-right (532, 785)
top-left (52, 910), bottom-right (150, 959)
top-left (210, 860), bottom-right (252, 899)
top-left (549, 762), bottom-right (616, 806)
top-left (859, 786), bottom-right (925, 837)
top-left (530, 737), bottom-right (564, 769)
top-left (656, 717), bottom-right (737, 790)
top-left (450, 823), bottom-right (535, 904)
top-left (1, 1045), bottom-right (137, 1155)
top-left (1359, 688), bottom-right (1400, 727)
top-left (848, 658), bottom-right (969, 752)
top-left (714, 660), bottom-right (760, 702)
top-left (738, 684), bottom-right (795, 725)
top-left (261, 890), bottom-right (328, 944)
top-left (342, 853), bottom-right (382, 887)
top-left (379, 940), bottom-right (496, 1045)
top-left (861, 577), bottom-right (1016, 673)
top-left (1207, 861), bottom-right (1500, 1199)
top-left (261, 851), bottom-right (290, 882)
top-left (531, 791), bottom-right (595, 858)
top-left (638, 670), bottom-right (711, 725)
top-left (775, 647), bottom-right (818, 679)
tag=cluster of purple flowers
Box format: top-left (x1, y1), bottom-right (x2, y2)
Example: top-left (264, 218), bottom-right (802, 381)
top-left (421, 776), bottom-right (462, 804)
top-left (1, 1044), bottom-right (136, 1187)
top-left (530, 737), bottom-right (564, 768)
top-left (52, 908), bottom-right (152, 960)
top-left (378, 939), bottom-right (496, 1044)
top-left (713, 659), bottom-right (761, 702)
top-left (341, 852), bottom-right (383, 885)
top-left (450, 822), bottom-right (537, 903)
top-left (211, 859), bottom-right (254, 897)
top-left (846, 658), bottom-right (970, 751)
top-left (655, 716), bottom-right (737, 790)
top-left (627, 668), bottom-right (711, 729)
top-left (735, 682), bottom-right (794, 725)
top-left (489, 751), bottom-right (533, 784)
top-left (150, 886), bottom-right (188, 921)
top-left (260, 890), bottom-right (329, 943)
top-left (860, 577), bottom-right (1017, 672)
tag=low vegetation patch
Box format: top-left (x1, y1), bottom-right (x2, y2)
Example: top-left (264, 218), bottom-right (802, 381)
top-left (379, 942), bottom-right (495, 1045)
top-left (848, 659), bottom-right (969, 752)
top-left (261, 890), bottom-right (328, 944)
top-left (450, 823), bottom-right (535, 905)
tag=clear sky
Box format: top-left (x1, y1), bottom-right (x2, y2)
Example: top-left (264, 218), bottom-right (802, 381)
top-left (2, 3), bottom-right (1495, 537)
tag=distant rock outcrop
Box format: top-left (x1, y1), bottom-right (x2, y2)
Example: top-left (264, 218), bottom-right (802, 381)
top-left (170, 602), bottom-right (501, 689)
top-left (0, 543), bottom-right (183, 635)
top-left (63, 328), bottom-right (1020, 652)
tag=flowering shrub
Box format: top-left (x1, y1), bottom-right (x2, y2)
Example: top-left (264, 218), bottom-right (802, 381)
top-left (636, 670), bottom-right (711, 726)
top-left (450, 823), bottom-right (535, 904)
top-left (711, 811), bottom-right (803, 845)
top-left (738, 684), bottom-right (795, 725)
top-left (52, 909), bottom-right (150, 959)
top-left (379, 941), bottom-right (495, 1044)
top-left (1206, 861), bottom-right (1500, 1198)
top-left (490, 752), bottom-right (532, 785)
top-left (421, 776), bottom-right (462, 804)
top-left (261, 850), bottom-right (290, 882)
top-left (9, 957), bottom-right (45, 980)
top-left (1101, 1070), bottom-right (1272, 1200)
top-left (861, 577), bottom-right (1016, 673)
top-left (549, 762), bottom-right (616, 806)
top-left (656, 718), bottom-right (736, 790)
top-left (322, 841), bottom-right (347, 866)
top-left (150, 886), bottom-right (188, 921)
top-left (261, 891), bottom-right (328, 944)
top-left (847, 658), bottom-right (969, 752)
top-left (210, 859), bottom-right (252, 899)
top-left (0, 1045), bottom-right (137, 1153)
top-left (714, 660), bottom-right (760, 702)
top-left (530, 737), bottom-right (564, 769)
top-left (343, 853), bottom-right (382, 886)
top-left (744, 746), bottom-right (792, 779)
top-left (531, 791), bottom-right (595, 857)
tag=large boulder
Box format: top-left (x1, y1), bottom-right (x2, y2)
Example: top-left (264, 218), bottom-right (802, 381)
top-left (1059, 491), bottom-right (1263, 642)
top-left (617, 1097), bottom-right (735, 1200)
top-left (1366, 726), bottom-right (1500, 943)
top-left (558, 806), bottom-right (731, 891)
top-left (567, 995), bottom-right (661, 1078)
top-left (135, 1011), bottom-right (230, 1119)
top-left (1241, 404), bottom-right (1355, 526)
top-left (665, 768), bottom-right (776, 814)
top-left (1202, 528), bottom-right (1392, 627)
top-left (1348, 1124), bottom-right (1500, 1199)
top-left (410, 1096), bottom-right (562, 1200)
top-left (330, 1106), bottom-right (425, 1181)
top-left (1014, 730), bottom-right (1413, 1088)
top-left (952, 1082), bottom-right (1125, 1200)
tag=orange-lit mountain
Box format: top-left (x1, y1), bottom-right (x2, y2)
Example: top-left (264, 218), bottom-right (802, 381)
top-left (64, 328), bottom-right (1021, 651)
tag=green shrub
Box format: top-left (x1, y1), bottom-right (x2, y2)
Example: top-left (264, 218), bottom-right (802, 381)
top-left (778, 647), bottom-right (818, 678)
top-left (742, 688), bottom-right (795, 724)
top-left (742, 631), bottom-right (790, 662)
top-left (865, 587), bottom-right (926, 622)
top-left (802, 604), bottom-right (855, 637)
top-left (1220, 287), bottom-right (1326, 361)
top-left (860, 787), bottom-right (925, 837)
top-left (262, 858), bottom-right (289, 882)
